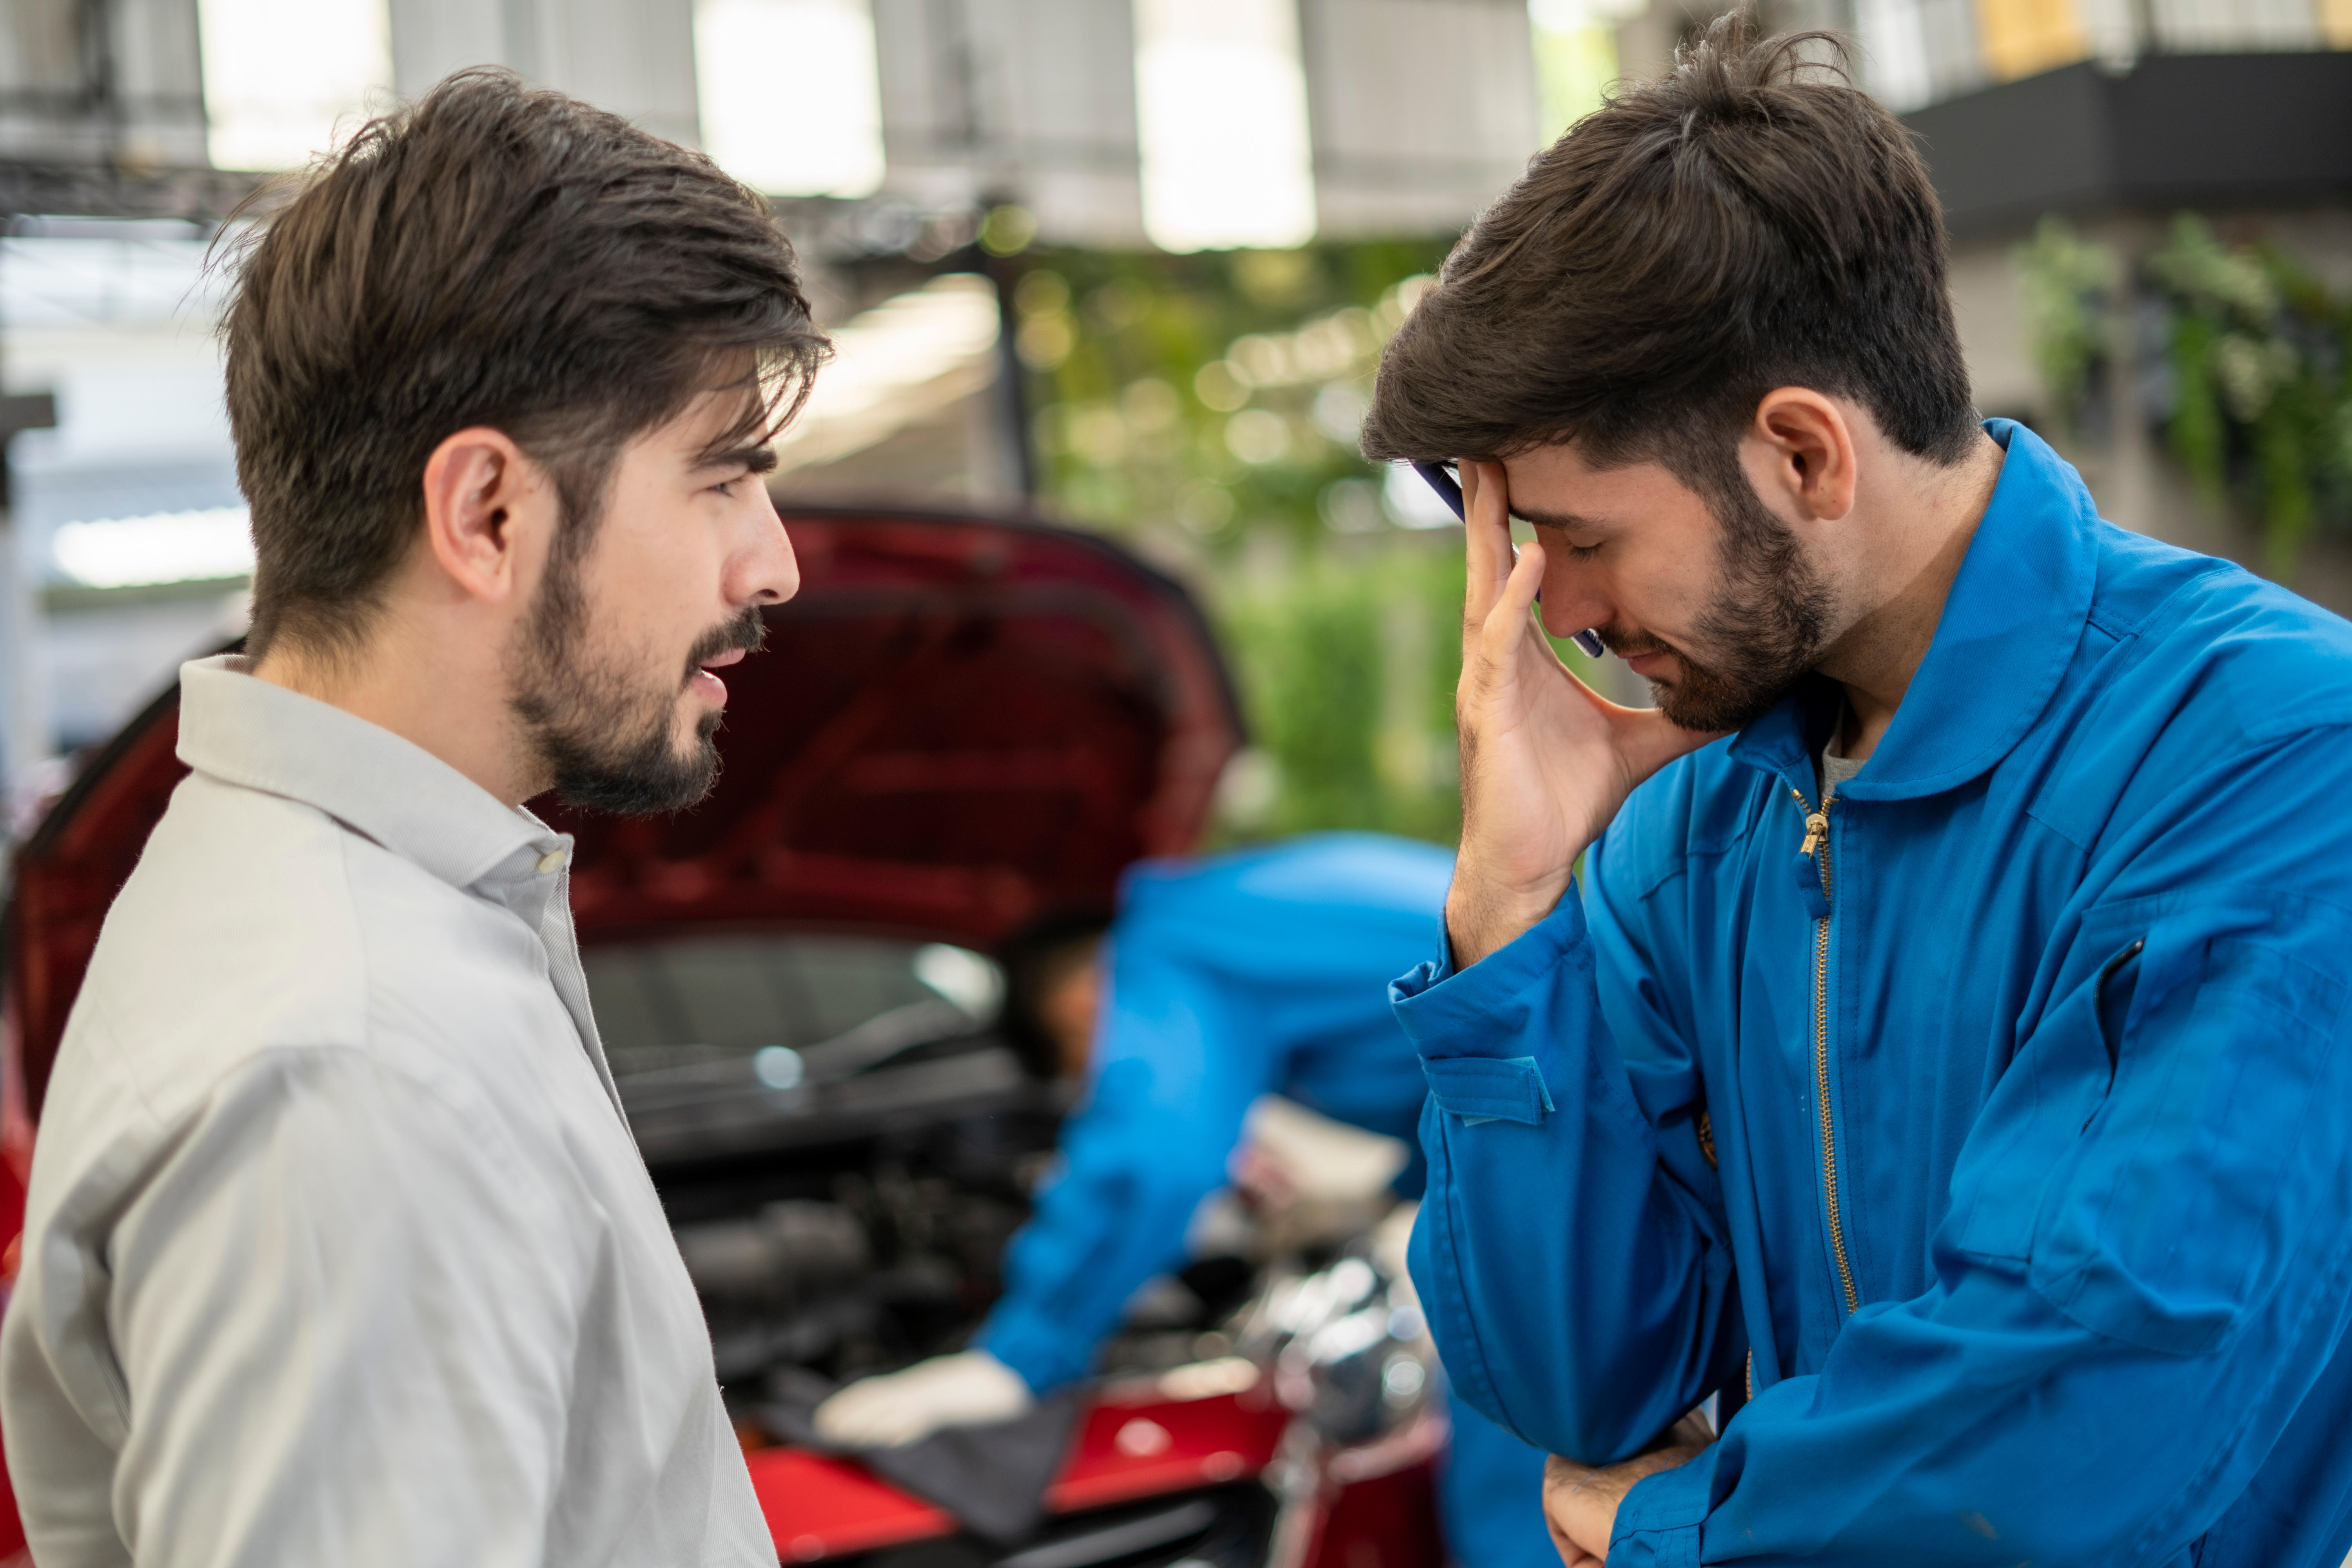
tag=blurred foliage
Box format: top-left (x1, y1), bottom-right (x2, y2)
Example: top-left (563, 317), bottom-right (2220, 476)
top-left (2014, 216), bottom-right (2120, 439)
top-left (2018, 214), bottom-right (2352, 578)
top-left (1220, 546), bottom-right (1468, 844)
top-left (1005, 239), bottom-right (1486, 845)
top-left (2145, 215), bottom-right (2352, 577)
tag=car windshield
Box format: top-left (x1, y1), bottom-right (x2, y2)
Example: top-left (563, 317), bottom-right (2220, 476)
top-left (583, 934), bottom-right (1005, 1088)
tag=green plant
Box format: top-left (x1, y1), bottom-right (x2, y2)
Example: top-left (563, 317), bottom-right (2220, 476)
top-left (1010, 240), bottom-right (1478, 845)
top-left (2144, 214), bottom-right (2352, 577)
top-left (2014, 216), bottom-right (2120, 437)
top-left (1213, 542), bottom-right (1481, 846)
top-left (2018, 213), bottom-right (2352, 579)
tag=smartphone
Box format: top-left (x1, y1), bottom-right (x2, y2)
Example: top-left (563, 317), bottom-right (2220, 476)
top-left (1412, 462), bottom-right (1606, 659)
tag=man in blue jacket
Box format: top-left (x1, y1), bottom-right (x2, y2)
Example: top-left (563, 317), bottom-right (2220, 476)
top-left (814, 833), bottom-right (1558, 1568)
top-left (1357, 17), bottom-right (2352, 1568)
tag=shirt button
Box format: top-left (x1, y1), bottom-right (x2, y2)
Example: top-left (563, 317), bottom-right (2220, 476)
top-left (535, 849), bottom-right (567, 875)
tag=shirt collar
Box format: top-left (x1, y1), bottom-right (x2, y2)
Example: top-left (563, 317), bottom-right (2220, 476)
top-left (176, 655), bottom-right (571, 891)
top-left (1726, 420), bottom-right (2100, 801)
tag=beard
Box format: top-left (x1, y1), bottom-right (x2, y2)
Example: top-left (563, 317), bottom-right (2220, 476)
top-left (508, 539), bottom-right (767, 816)
top-left (1600, 472), bottom-right (1833, 733)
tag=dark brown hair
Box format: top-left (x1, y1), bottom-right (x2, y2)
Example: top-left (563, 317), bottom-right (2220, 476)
top-left (996, 906), bottom-right (1114, 1080)
top-left (1361, 14), bottom-right (1976, 496)
top-left (221, 69), bottom-right (829, 661)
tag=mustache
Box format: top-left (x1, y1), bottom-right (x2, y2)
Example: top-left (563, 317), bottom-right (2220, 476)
top-left (1593, 623), bottom-right (1675, 662)
top-left (681, 607), bottom-right (768, 687)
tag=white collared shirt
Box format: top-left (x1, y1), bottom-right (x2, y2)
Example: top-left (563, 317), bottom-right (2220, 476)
top-left (2, 655), bottom-right (771, 1567)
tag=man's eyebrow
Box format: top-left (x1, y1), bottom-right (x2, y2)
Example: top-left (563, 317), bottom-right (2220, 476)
top-left (698, 443), bottom-right (778, 475)
top-left (1512, 505), bottom-right (1610, 534)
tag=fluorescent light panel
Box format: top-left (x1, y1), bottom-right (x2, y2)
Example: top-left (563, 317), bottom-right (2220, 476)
top-left (196, 0), bottom-right (392, 171)
top-left (771, 274), bottom-right (1001, 469)
top-left (1132, 0), bottom-right (1317, 252)
top-left (695, 0), bottom-right (887, 198)
top-left (53, 508), bottom-right (257, 589)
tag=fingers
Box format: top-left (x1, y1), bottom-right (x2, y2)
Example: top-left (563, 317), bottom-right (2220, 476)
top-left (1542, 1455), bottom-right (1612, 1566)
top-left (1459, 459), bottom-right (1515, 630)
top-left (1483, 534), bottom-right (1546, 660)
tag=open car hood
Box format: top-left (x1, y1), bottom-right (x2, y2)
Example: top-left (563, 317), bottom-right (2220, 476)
top-left (4, 506), bottom-right (1243, 1122)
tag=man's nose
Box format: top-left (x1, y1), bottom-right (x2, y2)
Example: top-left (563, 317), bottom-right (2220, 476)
top-left (1539, 555), bottom-right (1609, 644)
top-left (735, 487), bottom-right (799, 607)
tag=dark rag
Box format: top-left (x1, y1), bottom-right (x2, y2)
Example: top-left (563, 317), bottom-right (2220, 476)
top-left (756, 1367), bottom-right (1087, 1544)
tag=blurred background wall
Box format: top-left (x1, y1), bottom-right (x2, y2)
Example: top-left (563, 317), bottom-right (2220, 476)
top-left (0, 0), bottom-right (2347, 849)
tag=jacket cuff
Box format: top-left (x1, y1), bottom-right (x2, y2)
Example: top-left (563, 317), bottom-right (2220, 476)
top-left (1388, 897), bottom-right (1588, 1056)
top-left (1606, 1448), bottom-right (1715, 1567)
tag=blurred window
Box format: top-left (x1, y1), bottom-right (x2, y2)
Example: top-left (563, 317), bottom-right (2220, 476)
top-left (1132, 0), bottom-right (1317, 252)
top-left (2146, 0), bottom-right (2325, 48)
top-left (1528, 0), bottom-right (1629, 139)
top-left (694, 0), bottom-right (886, 197)
top-left (196, 0), bottom-right (392, 171)
top-left (1855, 0), bottom-right (1936, 109)
top-left (1976, 0), bottom-right (2091, 80)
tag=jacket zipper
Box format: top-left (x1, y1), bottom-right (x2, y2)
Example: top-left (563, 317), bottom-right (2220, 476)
top-left (1793, 785), bottom-right (1860, 1317)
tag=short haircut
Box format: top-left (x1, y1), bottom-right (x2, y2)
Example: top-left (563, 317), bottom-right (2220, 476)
top-left (995, 906), bottom-right (1115, 1080)
top-left (1361, 14), bottom-right (1977, 497)
top-left (221, 69), bottom-right (830, 661)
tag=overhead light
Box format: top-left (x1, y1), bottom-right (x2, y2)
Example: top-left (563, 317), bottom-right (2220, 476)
top-left (1132, 0), bottom-right (1318, 252)
top-left (52, 508), bottom-right (256, 589)
top-left (771, 274), bottom-right (1002, 472)
top-left (695, 0), bottom-right (887, 198)
top-left (196, 0), bottom-right (392, 171)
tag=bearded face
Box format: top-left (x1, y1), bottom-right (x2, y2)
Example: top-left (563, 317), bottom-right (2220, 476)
top-left (508, 529), bottom-right (766, 816)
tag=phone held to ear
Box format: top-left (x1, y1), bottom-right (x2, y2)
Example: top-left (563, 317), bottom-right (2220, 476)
top-left (1412, 461), bottom-right (1607, 660)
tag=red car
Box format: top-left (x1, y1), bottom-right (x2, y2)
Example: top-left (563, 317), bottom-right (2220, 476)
top-left (1, 508), bottom-right (1448, 1568)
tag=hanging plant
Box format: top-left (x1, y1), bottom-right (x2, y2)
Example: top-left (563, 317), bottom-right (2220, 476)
top-left (2018, 213), bottom-right (2352, 580)
top-left (2143, 215), bottom-right (2352, 578)
top-left (2014, 216), bottom-right (2120, 438)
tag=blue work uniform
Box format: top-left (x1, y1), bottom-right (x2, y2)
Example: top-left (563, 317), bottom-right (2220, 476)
top-left (975, 833), bottom-right (1555, 1568)
top-left (1396, 423), bottom-right (2352, 1566)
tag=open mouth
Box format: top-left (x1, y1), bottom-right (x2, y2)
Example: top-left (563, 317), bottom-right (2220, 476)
top-left (690, 646), bottom-right (750, 704)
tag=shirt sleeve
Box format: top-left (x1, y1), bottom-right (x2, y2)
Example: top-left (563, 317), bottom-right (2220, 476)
top-left (1608, 725), bottom-right (2352, 1566)
top-left (103, 1044), bottom-right (588, 1568)
top-left (977, 949), bottom-right (1266, 1393)
top-left (1393, 860), bottom-right (1744, 1466)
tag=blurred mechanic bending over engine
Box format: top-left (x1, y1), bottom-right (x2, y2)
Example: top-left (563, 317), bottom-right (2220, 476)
top-left (815, 833), bottom-right (1556, 1568)
top-left (2, 73), bottom-right (824, 1566)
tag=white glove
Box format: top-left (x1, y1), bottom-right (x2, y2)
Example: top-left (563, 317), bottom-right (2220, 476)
top-left (812, 1349), bottom-right (1036, 1448)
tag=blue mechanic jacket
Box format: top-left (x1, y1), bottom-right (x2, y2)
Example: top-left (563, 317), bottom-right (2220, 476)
top-left (977, 833), bottom-right (1454, 1391)
top-left (1395, 423), bottom-right (2352, 1568)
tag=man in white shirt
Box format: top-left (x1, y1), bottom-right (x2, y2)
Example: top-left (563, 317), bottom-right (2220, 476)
top-left (1, 69), bottom-right (826, 1566)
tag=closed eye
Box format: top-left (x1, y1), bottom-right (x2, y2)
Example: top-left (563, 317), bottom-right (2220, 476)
top-left (701, 445), bottom-right (779, 497)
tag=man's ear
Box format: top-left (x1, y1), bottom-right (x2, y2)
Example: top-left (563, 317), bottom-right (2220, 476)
top-left (419, 427), bottom-right (550, 604)
top-left (1744, 390), bottom-right (1858, 524)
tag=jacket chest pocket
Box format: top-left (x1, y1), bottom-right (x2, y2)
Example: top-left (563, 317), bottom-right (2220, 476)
top-left (1950, 930), bottom-right (2143, 1265)
top-left (1956, 902), bottom-right (2350, 1356)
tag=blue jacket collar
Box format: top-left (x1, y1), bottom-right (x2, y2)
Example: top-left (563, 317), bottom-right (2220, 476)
top-left (1727, 421), bottom-right (2100, 802)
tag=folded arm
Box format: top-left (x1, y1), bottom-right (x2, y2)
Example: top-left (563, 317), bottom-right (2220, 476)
top-left (1397, 872), bottom-right (1742, 1464)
